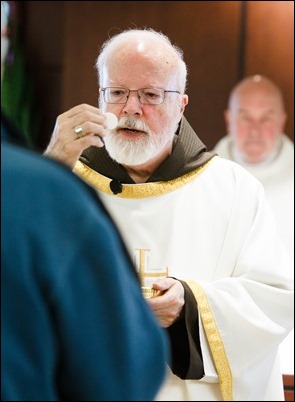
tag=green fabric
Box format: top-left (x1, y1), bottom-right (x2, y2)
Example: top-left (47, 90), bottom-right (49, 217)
top-left (1, 36), bottom-right (39, 147)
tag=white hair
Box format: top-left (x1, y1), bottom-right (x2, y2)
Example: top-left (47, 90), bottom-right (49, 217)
top-left (95, 28), bottom-right (187, 94)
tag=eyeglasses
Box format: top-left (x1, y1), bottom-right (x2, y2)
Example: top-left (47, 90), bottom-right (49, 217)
top-left (100, 87), bottom-right (181, 105)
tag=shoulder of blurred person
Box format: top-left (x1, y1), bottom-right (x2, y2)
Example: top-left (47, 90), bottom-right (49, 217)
top-left (1, 7), bottom-right (168, 400)
top-left (1, 136), bottom-right (168, 401)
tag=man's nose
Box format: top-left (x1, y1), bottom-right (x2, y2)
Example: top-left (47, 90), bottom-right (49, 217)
top-left (122, 91), bottom-right (143, 115)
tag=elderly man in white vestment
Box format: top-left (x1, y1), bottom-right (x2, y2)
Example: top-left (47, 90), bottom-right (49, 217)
top-left (214, 75), bottom-right (294, 385)
top-left (44, 29), bottom-right (294, 401)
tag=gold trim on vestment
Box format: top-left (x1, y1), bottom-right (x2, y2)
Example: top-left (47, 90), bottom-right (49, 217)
top-left (185, 280), bottom-right (233, 401)
top-left (73, 157), bottom-right (216, 199)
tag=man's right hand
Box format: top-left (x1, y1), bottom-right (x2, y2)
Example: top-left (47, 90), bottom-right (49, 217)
top-left (44, 104), bottom-right (110, 169)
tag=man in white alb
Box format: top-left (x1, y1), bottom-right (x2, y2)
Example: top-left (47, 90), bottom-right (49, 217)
top-left (214, 74), bottom-right (294, 382)
top-left (44, 30), bottom-right (294, 401)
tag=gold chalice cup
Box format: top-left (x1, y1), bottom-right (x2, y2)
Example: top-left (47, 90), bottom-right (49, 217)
top-left (141, 286), bottom-right (163, 299)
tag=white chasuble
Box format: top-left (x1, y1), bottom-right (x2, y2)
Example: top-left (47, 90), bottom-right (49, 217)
top-left (74, 156), bottom-right (293, 401)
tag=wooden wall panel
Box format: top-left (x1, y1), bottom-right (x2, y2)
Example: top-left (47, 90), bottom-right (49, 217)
top-left (283, 374), bottom-right (294, 401)
top-left (22, 1), bottom-right (293, 149)
top-left (23, 1), bottom-right (65, 149)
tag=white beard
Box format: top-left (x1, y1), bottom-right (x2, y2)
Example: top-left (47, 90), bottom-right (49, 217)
top-left (104, 116), bottom-right (178, 166)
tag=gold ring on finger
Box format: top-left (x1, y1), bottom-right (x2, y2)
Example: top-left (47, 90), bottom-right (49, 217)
top-left (74, 125), bottom-right (83, 137)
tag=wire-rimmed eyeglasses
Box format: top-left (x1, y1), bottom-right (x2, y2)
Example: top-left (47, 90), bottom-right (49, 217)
top-left (100, 87), bottom-right (181, 105)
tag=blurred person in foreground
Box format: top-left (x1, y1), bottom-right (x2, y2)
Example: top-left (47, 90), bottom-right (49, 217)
top-left (1, 3), bottom-right (168, 400)
top-left (214, 74), bottom-right (294, 378)
top-left (44, 28), bottom-right (293, 400)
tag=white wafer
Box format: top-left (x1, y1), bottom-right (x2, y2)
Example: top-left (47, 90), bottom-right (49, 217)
top-left (104, 112), bottom-right (118, 130)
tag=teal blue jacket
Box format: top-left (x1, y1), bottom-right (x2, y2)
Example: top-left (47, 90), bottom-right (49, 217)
top-left (1, 138), bottom-right (169, 401)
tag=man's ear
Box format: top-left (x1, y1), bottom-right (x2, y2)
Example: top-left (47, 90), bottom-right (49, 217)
top-left (224, 109), bottom-right (231, 133)
top-left (280, 111), bottom-right (287, 132)
top-left (180, 94), bottom-right (188, 114)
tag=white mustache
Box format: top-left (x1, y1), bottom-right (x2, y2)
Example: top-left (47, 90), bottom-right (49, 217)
top-left (116, 116), bottom-right (151, 134)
